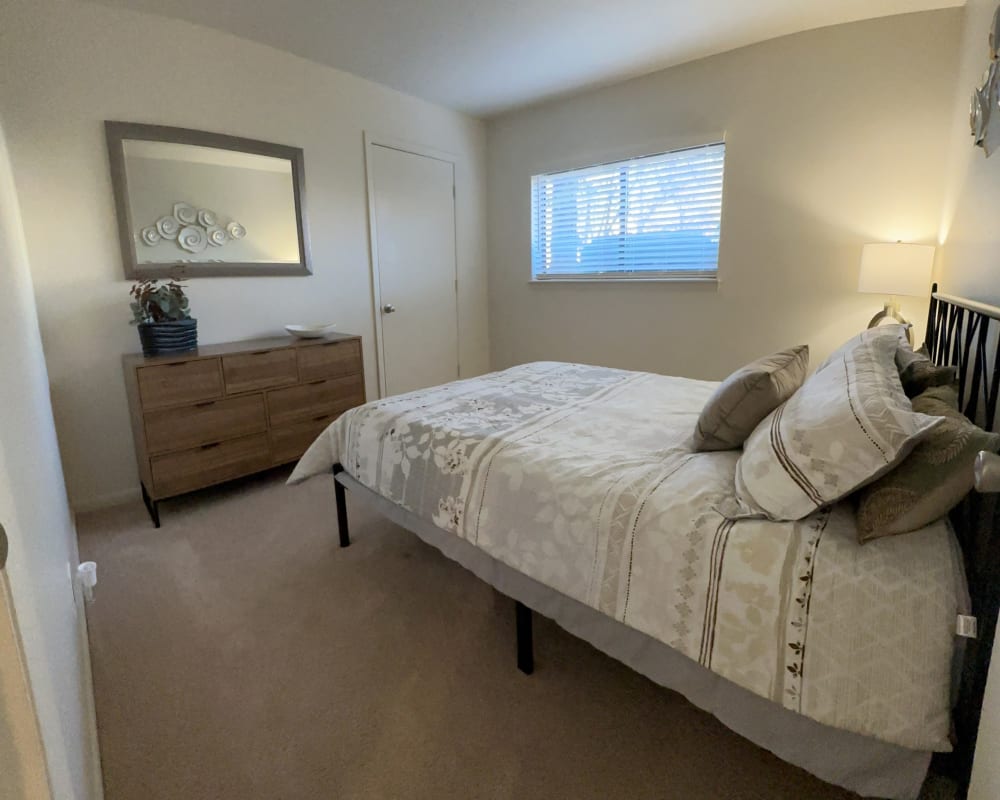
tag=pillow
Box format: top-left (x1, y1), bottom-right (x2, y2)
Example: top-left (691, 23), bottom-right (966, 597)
top-left (856, 384), bottom-right (1000, 542)
top-left (816, 323), bottom-right (909, 373)
top-left (733, 329), bottom-right (943, 521)
top-left (895, 342), bottom-right (958, 398)
top-left (693, 345), bottom-right (809, 451)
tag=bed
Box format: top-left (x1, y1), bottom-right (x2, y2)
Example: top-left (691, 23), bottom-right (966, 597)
top-left (289, 286), bottom-right (1000, 800)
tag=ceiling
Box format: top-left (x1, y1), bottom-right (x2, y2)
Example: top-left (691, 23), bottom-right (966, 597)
top-left (94, 0), bottom-right (962, 117)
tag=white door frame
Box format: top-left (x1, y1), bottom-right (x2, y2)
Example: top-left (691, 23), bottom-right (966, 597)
top-left (363, 132), bottom-right (460, 398)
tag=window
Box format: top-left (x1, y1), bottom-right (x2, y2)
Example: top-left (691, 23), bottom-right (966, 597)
top-left (530, 142), bottom-right (725, 281)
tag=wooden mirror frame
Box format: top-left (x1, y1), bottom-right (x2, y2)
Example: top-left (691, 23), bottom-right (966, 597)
top-left (105, 121), bottom-right (312, 278)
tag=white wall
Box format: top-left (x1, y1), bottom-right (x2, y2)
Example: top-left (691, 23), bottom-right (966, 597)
top-left (937, 3), bottom-right (1000, 798)
top-left (486, 10), bottom-right (962, 379)
top-left (0, 0), bottom-right (489, 510)
top-left (938, 0), bottom-right (1000, 305)
top-left (0, 118), bottom-right (101, 799)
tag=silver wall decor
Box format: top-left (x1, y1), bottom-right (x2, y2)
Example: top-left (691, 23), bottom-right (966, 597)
top-left (106, 121), bottom-right (312, 278)
top-left (971, 6), bottom-right (1000, 157)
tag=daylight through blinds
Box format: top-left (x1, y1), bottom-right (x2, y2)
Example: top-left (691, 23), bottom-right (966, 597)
top-left (530, 142), bottom-right (725, 279)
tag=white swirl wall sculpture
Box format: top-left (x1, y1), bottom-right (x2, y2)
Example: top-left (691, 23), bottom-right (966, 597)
top-left (173, 202), bottom-right (198, 225)
top-left (155, 215), bottom-right (180, 239)
top-left (206, 225), bottom-right (227, 247)
top-left (139, 201), bottom-right (247, 254)
top-left (178, 225), bottom-right (208, 253)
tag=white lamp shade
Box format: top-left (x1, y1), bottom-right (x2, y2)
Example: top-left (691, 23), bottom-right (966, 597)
top-left (858, 243), bottom-right (935, 297)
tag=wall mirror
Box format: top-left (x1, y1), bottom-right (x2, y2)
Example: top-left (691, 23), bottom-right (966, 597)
top-left (106, 122), bottom-right (311, 278)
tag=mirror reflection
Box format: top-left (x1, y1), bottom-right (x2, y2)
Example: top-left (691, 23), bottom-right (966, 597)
top-left (123, 140), bottom-right (299, 265)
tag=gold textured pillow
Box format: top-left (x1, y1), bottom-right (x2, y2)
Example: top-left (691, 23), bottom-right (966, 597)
top-left (856, 384), bottom-right (1000, 543)
top-left (693, 345), bottom-right (809, 451)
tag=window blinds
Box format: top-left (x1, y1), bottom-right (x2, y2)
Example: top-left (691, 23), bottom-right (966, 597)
top-left (530, 142), bottom-right (725, 280)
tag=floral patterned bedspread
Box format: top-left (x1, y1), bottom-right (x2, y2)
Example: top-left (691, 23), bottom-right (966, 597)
top-left (289, 361), bottom-right (965, 751)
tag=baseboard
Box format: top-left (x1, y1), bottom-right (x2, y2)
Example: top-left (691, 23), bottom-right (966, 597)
top-left (71, 487), bottom-right (141, 515)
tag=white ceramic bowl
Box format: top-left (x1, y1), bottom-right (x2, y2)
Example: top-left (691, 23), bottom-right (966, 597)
top-left (285, 323), bottom-right (337, 339)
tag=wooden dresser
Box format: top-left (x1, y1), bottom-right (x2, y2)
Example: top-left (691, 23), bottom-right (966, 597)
top-left (123, 334), bottom-right (365, 527)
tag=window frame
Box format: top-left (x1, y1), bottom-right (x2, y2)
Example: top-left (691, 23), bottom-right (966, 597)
top-left (528, 137), bottom-right (727, 284)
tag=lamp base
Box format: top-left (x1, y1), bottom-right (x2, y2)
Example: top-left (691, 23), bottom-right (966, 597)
top-left (867, 300), bottom-right (914, 344)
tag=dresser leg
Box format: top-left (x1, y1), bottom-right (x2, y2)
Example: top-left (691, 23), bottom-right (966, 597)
top-left (141, 482), bottom-right (161, 529)
top-left (332, 464), bottom-right (350, 547)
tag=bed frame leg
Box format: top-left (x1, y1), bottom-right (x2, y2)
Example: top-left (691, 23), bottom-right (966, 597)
top-left (516, 600), bottom-right (534, 675)
top-left (332, 464), bottom-right (350, 548)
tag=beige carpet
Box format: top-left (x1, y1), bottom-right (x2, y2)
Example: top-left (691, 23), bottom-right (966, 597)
top-left (78, 468), bottom-right (950, 800)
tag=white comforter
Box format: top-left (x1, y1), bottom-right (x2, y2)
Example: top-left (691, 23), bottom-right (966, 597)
top-left (290, 361), bottom-right (966, 751)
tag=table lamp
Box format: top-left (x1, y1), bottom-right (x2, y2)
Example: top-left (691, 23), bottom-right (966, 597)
top-left (858, 242), bottom-right (935, 334)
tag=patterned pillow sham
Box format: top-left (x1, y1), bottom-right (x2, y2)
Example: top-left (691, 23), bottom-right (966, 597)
top-left (856, 383), bottom-right (1000, 542)
top-left (693, 345), bottom-right (809, 451)
top-left (734, 329), bottom-right (943, 521)
top-left (895, 342), bottom-right (958, 398)
top-left (815, 323), bottom-right (909, 373)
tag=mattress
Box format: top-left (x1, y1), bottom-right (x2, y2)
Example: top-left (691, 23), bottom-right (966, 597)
top-left (290, 361), bottom-right (967, 752)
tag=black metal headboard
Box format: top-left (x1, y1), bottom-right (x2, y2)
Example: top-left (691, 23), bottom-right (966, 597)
top-left (925, 282), bottom-right (1000, 799)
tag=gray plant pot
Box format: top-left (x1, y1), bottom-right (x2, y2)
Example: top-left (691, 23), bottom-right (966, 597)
top-left (138, 318), bottom-right (198, 358)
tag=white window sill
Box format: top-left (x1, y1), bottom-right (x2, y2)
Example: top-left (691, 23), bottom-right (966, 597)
top-left (529, 276), bottom-right (719, 285)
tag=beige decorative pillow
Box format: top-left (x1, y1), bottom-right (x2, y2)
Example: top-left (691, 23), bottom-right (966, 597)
top-left (856, 384), bottom-right (1000, 542)
top-left (733, 329), bottom-right (943, 521)
top-left (693, 345), bottom-right (809, 451)
top-left (895, 343), bottom-right (958, 398)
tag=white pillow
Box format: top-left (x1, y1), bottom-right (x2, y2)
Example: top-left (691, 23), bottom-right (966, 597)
top-left (815, 323), bottom-right (909, 373)
top-left (734, 328), bottom-right (942, 521)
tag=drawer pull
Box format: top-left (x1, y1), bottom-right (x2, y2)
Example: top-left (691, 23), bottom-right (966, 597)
top-left (313, 414), bottom-right (331, 423)
top-left (309, 379), bottom-right (327, 386)
top-left (195, 400), bottom-right (216, 409)
top-left (200, 442), bottom-right (221, 450)
top-left (250, 350), bottom-right (271, 356)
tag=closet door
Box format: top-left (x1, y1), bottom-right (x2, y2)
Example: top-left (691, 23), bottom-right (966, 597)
top-left (366, 140), bottom-right (459, 397)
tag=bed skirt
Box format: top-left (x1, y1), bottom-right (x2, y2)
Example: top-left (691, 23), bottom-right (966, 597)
top-left (336, 471), bottom-right (932, 800)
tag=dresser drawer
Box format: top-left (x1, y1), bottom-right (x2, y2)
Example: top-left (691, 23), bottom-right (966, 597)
top-left (150, 433), bottom-right (271, 498)
top-left (297, 340), bottom-right (362, 383)
top-left (144, 394), bottom-right (267, 455)
top-left (267, 374), bottom-right (365, 428)
top-left (222, 349), bottom-right (298, 394)
top-left (270, 413), bottom-right (340, 465)
top-left (137, 359), bottom-right (223, 410)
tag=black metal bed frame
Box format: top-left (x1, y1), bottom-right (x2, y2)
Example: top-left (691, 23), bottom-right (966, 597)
top-left (331, 285), bottom-right (1000, 796)
top-left (925, 283), bottom-right (1000, 799)
top-left (332, 467), bottom-right (536, 674)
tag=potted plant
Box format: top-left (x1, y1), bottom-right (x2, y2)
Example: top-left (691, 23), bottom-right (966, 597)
top-left (129, 279), bottom-right (198, 357)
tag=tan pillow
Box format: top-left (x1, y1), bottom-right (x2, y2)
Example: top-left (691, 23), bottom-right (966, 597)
top-left (895, 343), bottom-right (958, 398)
top-left (856, 384), bottom-right (1000, 542)
top-left (693, 345), bottom-right (809, 451)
